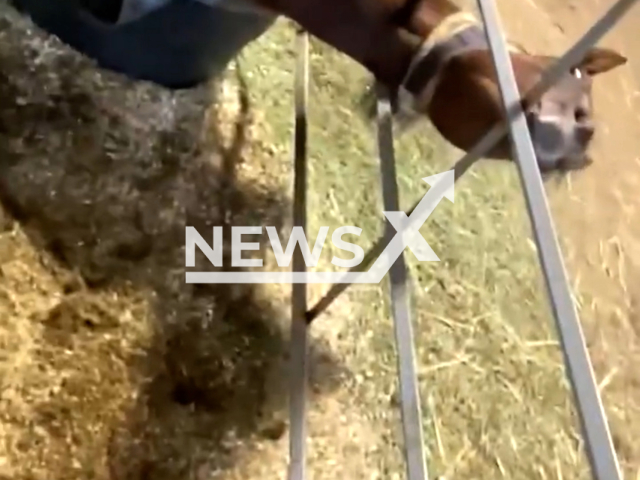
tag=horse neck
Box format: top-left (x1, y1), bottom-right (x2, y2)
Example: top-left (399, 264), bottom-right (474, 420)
top-left (396, 0), bottom-right (461, 38)
top-left (258, 0), bottom-right (460, 88)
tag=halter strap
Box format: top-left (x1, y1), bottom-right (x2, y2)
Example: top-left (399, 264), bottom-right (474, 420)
top-left (394, 17), bottom-right (526, 130)
top-left (402, 24), bottom-right (488, 96)
top-left (395, 23), bottom-right (488, 123)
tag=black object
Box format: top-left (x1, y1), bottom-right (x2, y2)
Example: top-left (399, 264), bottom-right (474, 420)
top-left (10, 0), bottom-right (276, 89)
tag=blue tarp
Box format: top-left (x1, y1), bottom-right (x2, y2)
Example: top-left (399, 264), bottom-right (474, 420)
top-left (11, 0), bottom-right (276, 88)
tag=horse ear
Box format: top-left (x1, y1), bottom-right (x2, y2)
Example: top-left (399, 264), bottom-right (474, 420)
top-left (575, 47), bottom-right (627, 76)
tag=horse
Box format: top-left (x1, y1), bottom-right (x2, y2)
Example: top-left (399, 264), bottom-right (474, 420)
top-left (253, 0), bottom-right (627, 172)
top-left (12, 0), bottom-right (628, 172)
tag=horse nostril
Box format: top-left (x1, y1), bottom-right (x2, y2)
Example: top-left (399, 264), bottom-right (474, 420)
top-left (574, 106), bottom-right (589, 122)
top-left (576, 124), bottom-right (595, 145)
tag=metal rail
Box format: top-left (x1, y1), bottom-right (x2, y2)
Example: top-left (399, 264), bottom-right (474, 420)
top-left (376, 83), bottom-right (429, 480)
top-left (475, 1), bottom-right (628, 478)
top-left (287, 28), bottom-right (310, 480)
top-left (286, 0), bottom-right (639, 478)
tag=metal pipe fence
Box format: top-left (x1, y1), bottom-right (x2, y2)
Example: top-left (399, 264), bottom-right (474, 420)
top-left (286, 1), bottom-right (639, 479)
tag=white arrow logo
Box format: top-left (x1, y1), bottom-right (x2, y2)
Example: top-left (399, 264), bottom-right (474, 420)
top-left (186, 169), bottom-right (454, 284)
top-left (352, 169), bottom-right (454, 284)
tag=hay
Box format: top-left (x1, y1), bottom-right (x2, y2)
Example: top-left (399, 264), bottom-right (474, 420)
top-left (0, 4), bottom-right (346, 479)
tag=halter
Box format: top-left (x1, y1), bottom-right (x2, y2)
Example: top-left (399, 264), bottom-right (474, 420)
top-left (395, 11), bottom-right (526, 129)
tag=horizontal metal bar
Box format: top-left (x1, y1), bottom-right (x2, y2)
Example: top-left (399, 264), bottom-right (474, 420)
top-left (475, 1), bottom-right (632, 479)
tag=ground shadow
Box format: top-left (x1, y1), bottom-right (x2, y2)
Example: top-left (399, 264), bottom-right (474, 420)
top-left (0, 6), bottom-right (345, 480)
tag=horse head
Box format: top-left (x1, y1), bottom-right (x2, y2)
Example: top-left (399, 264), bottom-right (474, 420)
top-left (392, 10), bottom-right (627, 172)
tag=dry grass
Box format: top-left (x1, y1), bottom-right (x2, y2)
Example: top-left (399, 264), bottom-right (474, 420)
top-left (0, 2), bottom-right (638, 480)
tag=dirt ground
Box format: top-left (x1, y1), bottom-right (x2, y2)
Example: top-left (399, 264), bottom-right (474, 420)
top-left (0, 0), bottom-right (639, 479)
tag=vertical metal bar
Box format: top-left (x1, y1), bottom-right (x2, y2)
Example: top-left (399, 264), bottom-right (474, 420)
top-left (287, 29), bottom-right (310, 480)
top-left (305, 0), bottom-right (638, 324)
top-left (475, 1), bottom-right (625, 479)
top-left (376, 83), bottom-right (429, 480)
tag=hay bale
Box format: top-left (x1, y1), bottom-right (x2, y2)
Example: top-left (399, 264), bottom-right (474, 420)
top-left (0, 3), bottom-right (344, 479)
